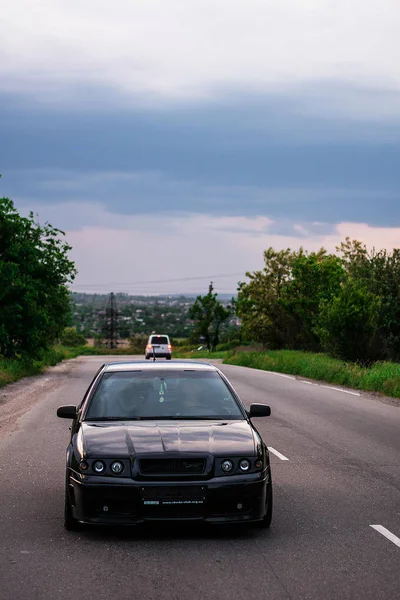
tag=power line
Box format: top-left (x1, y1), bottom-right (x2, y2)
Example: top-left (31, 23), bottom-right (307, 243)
top-left (69, 272), bottom-right (246, 289)
top-left (71, 287), bottom-right (239, 295)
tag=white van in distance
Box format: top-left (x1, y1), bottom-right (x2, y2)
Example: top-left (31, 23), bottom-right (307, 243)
top-left (145, 334), bottom-right (172, 360)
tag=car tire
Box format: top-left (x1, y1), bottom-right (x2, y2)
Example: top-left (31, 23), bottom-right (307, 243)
top-left (254, 478), bottom-right (273, 529)
top-left (64, 478), bottom-right (80, 531)
top-left (166, 355), bottom-right (172, 360)
top-left (145, 355), bottom-right (150, 360)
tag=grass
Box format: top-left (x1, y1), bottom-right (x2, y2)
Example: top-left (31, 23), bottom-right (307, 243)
top-left (2, 344), bottom-right (400, 400)
top-left (72, 346), bottom-right (141, 356)
top-left (173, 349), bottom-right (228, 360)
top-left (223, 350), bottom-right (400, 399)
top-left (0, 346), bottom-right (84, 389)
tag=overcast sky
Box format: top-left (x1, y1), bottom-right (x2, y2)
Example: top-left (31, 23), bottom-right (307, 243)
top-left (1, 0), bottom-right (399, 294)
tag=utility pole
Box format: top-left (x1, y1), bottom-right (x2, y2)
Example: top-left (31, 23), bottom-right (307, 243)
top-left (103, 292), bottom-right (119, 349)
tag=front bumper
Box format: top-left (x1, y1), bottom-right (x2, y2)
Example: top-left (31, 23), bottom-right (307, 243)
top-left (68, 470), bottom-right (270, 525)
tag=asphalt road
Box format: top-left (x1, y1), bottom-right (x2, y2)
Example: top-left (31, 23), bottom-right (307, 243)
top-left (0, 355), bottom-right (399, 600)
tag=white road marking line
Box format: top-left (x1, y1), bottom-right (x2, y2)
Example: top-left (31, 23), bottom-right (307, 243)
top-left (268, 447), bottom-right (289, 461)
top-left (264, 371), bottom-right (296, 380)
top-left (370, 525), bottom-right (400, 548)
top-left (319, 385), bottom-right (360, 396)
top-left (263, 370), bottom-right (359, 394)
top-left (299, 379), bottom-right (360, 395)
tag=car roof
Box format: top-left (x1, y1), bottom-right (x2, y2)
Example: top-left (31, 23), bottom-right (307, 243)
top-left (149, 333), bottom-right (170, 337)
top-left (103, 360), bottom-right (218, 373)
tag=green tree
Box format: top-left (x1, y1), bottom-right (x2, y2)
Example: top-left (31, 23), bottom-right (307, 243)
top-left (236, 237), bottom-right (400, 363)
top-left (337, 239), bottom-right (400, 361)
top-left (189, 283), bottom-right (231, 351)
top-left (336, 237), bottom-right (369, 279)
top-left (211, 301), bottom-right (231, 351)
top-left (280, 250), bottom-right (345, 350)
top-left (0, 196), bottom-right (77, 358)
top-left (366, 248), bottom-right (400, 360)
top-left (236, 247), bottom-right (297, 349)
top-left (315, 280), bottom-right (381, 363)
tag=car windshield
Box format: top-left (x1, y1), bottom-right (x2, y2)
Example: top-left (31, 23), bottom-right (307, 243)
top-left (84, 370), bottom-right (244, 420)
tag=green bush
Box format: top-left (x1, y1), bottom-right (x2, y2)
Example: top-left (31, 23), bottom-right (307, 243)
top-left (216, 339), bottom-right (241, 351)
top-left (128, 333), bottom-right (148, 354)
top-left (59, 327), bottom-right (87, 347)
top-left (0, 345), bottom-right (83, 388)
top-left (315, 281), bottom-right (381, 363)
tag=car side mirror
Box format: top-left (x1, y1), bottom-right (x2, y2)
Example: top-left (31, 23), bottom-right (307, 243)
top-left (248, 403), bottom-right (271, 418)
top-left (57, 405), bottom-right (77, 419)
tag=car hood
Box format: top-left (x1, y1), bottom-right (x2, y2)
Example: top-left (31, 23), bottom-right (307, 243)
top-left (78, 420), bottom-right (256, 457)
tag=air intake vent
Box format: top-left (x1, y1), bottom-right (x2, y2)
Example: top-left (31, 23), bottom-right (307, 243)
top-left (139, 458), bottom-right (206, 475)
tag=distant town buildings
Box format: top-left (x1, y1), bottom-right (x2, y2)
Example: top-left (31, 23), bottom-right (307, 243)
top-left (71, 292), bottom-right (238, 340)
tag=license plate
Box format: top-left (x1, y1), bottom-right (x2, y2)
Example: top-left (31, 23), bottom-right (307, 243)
top-left (143, 499), bottom-right (204, 506)
top-left (140, 486), bottom-right (206, 506)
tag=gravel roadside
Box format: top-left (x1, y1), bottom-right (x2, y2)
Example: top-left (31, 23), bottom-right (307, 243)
top-left (0, 357), bottom-right (83, 439)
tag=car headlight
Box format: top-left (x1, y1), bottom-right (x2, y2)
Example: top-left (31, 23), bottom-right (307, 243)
top-left (221, 459), bottom-right (233, 473)
top-left (217, 457), bottom-right (263, 476)
top-left (111, 461), bottom-right (124, 474)
top-left (93, 460), bottom-right (105, 474)
top-left (239, 459), bottom-right (251, 472)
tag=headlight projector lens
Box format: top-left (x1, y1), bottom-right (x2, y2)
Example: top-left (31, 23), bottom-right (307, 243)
top-left (221, 460), bottom-right (233, 473)
top-left (239, 459), bottom-right (251, 472)
top-left (111, 461), bottom-right (123, 474)
top-left (93, 461), bottom-right (105, 474)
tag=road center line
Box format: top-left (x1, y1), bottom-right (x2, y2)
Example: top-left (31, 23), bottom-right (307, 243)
top-left (268, 447), bottom-right (289, 461)
top-left (370, 525), bottom-right (400, 548)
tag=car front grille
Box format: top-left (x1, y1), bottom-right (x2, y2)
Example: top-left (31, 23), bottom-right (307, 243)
top-left (139, 458), bottom-right (206, 476)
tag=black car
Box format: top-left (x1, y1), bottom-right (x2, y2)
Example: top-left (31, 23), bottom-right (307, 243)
top-left (57, 361), bottom-right (273, 530)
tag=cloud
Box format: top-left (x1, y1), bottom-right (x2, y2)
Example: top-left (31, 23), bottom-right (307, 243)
top-left (2, 0), bottom-right (400, 112)
top-left (9, 198), bottom-right (399, 294)
top-left (62, 212), bottom-right (400, 294)
top-left (1, 86), bottom-right (400, 230)
top-left (5, 167), bottom-right (399, 229)
top-left (2, 2), bottom-right (400, 293)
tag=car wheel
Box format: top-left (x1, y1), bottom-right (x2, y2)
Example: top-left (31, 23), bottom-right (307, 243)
top-left (255, 479), bottom-right (273, 529)
top-left (64, 478), bottom-right (80, 531)
top-left (145, 355), bottom-right (150, 360)
top-left (166, 355), bottom-right (172, 360)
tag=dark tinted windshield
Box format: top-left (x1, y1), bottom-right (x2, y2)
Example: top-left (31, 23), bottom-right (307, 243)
top-left (150, 336), bottom-right (169, 345)
top-left (85, 370), bottom-right (244, 420)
